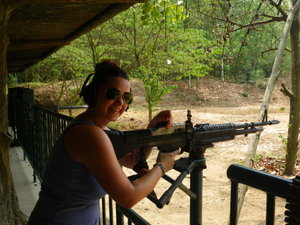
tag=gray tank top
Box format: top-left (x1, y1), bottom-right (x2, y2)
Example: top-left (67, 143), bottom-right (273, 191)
top-left (27, 120), bottom-right (106, 225)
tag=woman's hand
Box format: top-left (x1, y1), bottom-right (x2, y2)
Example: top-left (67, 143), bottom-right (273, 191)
top-left (147, 110), bottom-right (173, 129)
top-left (156, 149), bottom-right (180, 173)
top-left (120, 110), bottom-right (175, 169)
top-left (142, 110), bottom-right (174, 161)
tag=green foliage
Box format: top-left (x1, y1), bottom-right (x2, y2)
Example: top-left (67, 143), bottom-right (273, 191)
top-left (256, 81), bottom-right (267, 90)
top-left (189, 0), bottom-right (290, 82)
top-left (64, 85), bottom-right (84, 106)
top-left (249, 70), bottom-right (265, 83)
top-left (17, 45), bottom-right (92, 84)
top-left (241, 92), bottom-right (248, 97)
top-left (16, 0), bottom-right (292, 108)
top-left (166, 29), bottom-right (220, 81)
top-left (279, 135), bottom-right (287, 145)
top-left (253, 153), bottom-right (261, 162)
top-left (136, 65), bottom-right (177, 120)
top-left (141, 0), bottom-right (187, 25)
top-left (11, 81), bottom-right (46, 89)
top-left (279, 107), bottom-right (286, 112)
top-left (8, 73), bottom-right (20, 87)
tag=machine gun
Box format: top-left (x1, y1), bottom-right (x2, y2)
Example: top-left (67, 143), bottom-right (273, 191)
top-left (105, 110), bottom-right (279, 208)
top-left (106, 110), bottom-right (279, 159)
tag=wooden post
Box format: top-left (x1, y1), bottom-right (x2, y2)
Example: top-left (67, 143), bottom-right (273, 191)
top-left (0, 3), bottom-right (27, 225)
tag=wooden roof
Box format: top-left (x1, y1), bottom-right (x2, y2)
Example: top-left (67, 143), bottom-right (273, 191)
top-left (7, 0), bottom-right (143, 73)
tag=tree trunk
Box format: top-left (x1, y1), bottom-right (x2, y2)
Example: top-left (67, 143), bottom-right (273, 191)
top-left (285, 2), bottom-right (300, 175)
top-left (229, 2), bottom-right (299, 223)
top-left (148, 106), bottom-right (152, 122)
top-left (132, 9), bottom-right (141, 67)
top-left (221, 57), bottom-right (225, 82)
top-left (0, 4), bottom-right (27, 225)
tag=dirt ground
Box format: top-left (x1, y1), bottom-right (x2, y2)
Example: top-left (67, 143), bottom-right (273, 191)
top-left (118, 105), bottom-right (289, 225)
top-left (35, 77), bottom-right (297, 224)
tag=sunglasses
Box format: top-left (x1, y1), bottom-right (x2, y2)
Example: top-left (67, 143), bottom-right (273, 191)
top-left (105, 88), bottom-right (133, 105)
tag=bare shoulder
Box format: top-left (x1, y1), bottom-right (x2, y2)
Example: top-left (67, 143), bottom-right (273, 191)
top-left (63, 124), bottom-right (112, 163)
top-left (64, 123), bottom-right (106, 142)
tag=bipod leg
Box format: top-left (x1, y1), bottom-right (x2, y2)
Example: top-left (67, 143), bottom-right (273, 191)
top-left (190, 158), bottom-right (206, 225)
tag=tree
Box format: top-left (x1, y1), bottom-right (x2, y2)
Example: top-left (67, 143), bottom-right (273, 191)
top-left (167, 28), bottom-right (221, 88)
top-left (0, 3), bottom-right (27, 225)
top-left (189, 0), bottom-right (289, 82)
top-left (281, 0), bottom-right (300, 175)
top-left (137, 66), bottom-right (176, 121)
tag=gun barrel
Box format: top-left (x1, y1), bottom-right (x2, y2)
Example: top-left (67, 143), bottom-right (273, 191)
top-left (195, 120), bottom-right (279, 131)
top-left (234, 120), bottom-right (280, 129)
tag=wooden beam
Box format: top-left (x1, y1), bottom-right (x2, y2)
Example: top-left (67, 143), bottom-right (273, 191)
top-left (8, 39), bottom-right (67, 50)
top-left (66, 3), bottom-right (136, 40)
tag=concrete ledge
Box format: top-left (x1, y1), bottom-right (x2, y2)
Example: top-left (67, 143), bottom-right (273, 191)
top-left (9, 146), bottom-right (40, 217)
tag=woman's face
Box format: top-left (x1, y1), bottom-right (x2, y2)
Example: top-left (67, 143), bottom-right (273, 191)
top-left (94, 76), bottom-right (131, 124)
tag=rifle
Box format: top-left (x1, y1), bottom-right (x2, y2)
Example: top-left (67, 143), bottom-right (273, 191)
top-left (105, 110), bottom-right (279, 208)
top-left (106, 110), bottom-right (279, 159)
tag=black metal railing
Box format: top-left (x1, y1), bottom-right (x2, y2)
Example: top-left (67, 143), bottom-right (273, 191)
top-left (227, 164), bottom-right (300, 225)
top-left (11, 99), bottom-right (72, 181)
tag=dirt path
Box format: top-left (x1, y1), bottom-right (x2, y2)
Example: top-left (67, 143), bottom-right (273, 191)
top-left (118, 104), bottom-right (290, 225)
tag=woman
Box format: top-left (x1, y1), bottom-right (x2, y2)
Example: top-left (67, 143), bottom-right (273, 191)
top-left (27, 60), bottom-right (179, 225)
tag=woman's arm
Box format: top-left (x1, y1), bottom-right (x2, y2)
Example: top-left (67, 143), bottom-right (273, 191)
top-left (64, 124), bottom-right (178, 208)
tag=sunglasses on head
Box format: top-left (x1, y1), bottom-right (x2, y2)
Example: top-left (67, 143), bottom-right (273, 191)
top-left (105, 88), bottom-right (133, 105)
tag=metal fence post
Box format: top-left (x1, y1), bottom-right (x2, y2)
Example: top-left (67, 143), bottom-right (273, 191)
top-left (229, 181), bottom-right (238, 225)
top-left (190, 158), bottom-right (206, 225)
